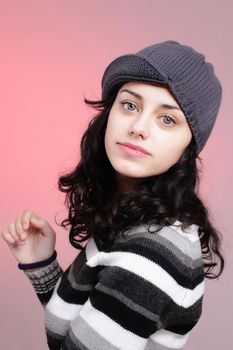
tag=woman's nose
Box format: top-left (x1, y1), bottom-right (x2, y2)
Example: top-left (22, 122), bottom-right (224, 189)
top-left (128, 115), bottom-right (151, 139)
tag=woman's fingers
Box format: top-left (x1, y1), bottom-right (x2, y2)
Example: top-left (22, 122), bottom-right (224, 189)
top-left (9, 222), bottom-right (20, 241)
top-left (21, 211), bottom-right (52, 240)
top-left (15, 216), bottom-right (27, 240)
top-left (1, 229), bottom-right (15, 245)
top-left (21, 209), bottom-right (34, 230)
top-left (1, 210), bottom-right (38, 246)
top-left (2, 223), bottom-right (24, 246)
top-left (21, 209), bottom-right (46, 232)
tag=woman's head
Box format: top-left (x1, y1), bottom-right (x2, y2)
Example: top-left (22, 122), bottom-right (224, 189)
top-left (82, 40), bottom-right (223, 189)
top-left (102, 40), bottom-right (222, 156)
top-left (104, 81), bottom-right (193, 191)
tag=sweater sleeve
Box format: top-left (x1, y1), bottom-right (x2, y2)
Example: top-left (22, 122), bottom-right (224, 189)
top-left (23, 257), bottom-right (64, 307)
top-left (60, 222), bottom-right (205, 350)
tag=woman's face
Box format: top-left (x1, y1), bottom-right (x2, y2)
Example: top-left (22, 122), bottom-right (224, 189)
top-left (104, 81), bottom-right (192, 191)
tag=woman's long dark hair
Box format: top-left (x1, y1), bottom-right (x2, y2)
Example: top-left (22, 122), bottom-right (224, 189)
top-left (57, 84), bottom-right (224, 280)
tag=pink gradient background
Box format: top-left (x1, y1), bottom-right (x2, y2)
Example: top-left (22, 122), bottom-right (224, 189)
top-left (1, 1), bottom-right (232, 349)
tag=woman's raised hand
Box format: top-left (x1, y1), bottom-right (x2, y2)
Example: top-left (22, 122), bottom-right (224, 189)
top-left (1, 210), bottom-right (56, 264)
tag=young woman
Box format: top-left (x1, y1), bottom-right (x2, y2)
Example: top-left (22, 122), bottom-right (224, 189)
top-left (1, 40), bottom-right (224, 350)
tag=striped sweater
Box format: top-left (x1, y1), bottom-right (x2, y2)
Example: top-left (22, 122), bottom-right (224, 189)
top-left (23, 220), bottom-right (205, 349)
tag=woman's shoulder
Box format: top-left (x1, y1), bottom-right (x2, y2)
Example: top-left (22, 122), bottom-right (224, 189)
top-left (114, 220), bottom-right (201, 255)
top-left (109, 220), bottom-right (204, 280)
top-left (84, 220), bottom-right (204, 280)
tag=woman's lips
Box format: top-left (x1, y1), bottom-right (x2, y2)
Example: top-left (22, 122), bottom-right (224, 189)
top-left (117, 143), bottom-right (150, 157)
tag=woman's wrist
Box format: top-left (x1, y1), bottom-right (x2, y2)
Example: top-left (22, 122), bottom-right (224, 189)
top-left (17, 250), bottom-right (57, 271)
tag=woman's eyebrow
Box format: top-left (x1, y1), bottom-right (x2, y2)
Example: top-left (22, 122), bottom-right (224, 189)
top-left (119, 88), bottom-right (182, 111)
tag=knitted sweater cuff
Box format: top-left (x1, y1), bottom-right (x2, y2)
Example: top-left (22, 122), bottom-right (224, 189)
top-left (18, 250), bottom-right (57, 270)
top-left (23, 258), bottom-right (63, 294)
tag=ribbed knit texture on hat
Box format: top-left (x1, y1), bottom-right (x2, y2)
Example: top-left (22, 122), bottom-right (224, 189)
top-left (101, 40), bottom-right (222, 154)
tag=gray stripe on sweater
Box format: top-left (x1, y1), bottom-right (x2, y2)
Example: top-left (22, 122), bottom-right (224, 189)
top-left (45, 308), bottom-right (71, 337)
top-left (63, 327), bottom-right (89, 350)
top-left (118, 223), bottom-right (199, 245)
top-left (46, 327), bottom-right (65, 341)
top-left (145, 338), bottom-right (180, 350)
top-left (114, 225), bottom-right (202, 263)
top-left (69, 315), bottom-right (120, 350)
top-left (95, 281), bottom-right (163, 324)
top-left (68, 268), bottom-right (94, 291)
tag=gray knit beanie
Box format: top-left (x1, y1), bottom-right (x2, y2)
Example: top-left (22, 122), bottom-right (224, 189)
top-left (101, 40), bottom-right (222, 155)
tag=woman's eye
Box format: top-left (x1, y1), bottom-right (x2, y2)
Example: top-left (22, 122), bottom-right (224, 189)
top-left (120, 103), bottom-right (176, 126)
top-left (161, 115), bottom-right (176, 126)
top-left (121, 101), bottom-right (137, 111)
